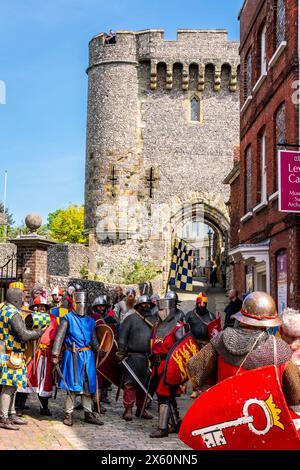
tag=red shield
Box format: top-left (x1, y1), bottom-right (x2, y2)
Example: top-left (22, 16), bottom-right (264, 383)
top-left (163, 333), bottom-right (200, 386)
top-left (96, 323), bottom-right (123, 387)
top-left (208, 317), bottom-right (221, 339)
top-left (179, 365), bottom-right (300, 450)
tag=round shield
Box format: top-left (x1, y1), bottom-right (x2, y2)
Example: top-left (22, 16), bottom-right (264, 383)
top-left (96, 323), bottom-right (123, 387)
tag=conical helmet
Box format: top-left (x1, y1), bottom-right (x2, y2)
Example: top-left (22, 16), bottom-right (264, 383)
top-left (232, 291), bottom-right (281, 328)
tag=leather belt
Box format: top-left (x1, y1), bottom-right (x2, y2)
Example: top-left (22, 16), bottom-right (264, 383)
top-left (66, 347), bottom-right (91, 352)
top-left (154, 354), bottom-right (167, 362)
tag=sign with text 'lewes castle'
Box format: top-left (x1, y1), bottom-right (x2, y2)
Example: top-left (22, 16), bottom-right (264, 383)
top-left (278, 150), bottom-right (300, 212)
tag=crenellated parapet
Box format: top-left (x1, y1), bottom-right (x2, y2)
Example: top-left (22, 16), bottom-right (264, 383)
top-left (88, 29), bottom-right (240, 93)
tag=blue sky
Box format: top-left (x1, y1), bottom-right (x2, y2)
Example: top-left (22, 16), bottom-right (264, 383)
top-left (0, 0), bottom-right (243, 225)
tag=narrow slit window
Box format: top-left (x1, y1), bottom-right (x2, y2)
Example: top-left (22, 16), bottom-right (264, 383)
top-left (191, 97), bottom-right (200, 122)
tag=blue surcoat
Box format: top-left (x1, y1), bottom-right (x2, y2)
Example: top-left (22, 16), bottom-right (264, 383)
top-left (59, 312), bottom-right (96, 394)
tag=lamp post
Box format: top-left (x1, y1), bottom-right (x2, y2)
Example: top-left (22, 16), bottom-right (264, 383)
top-left (208, 228), bottom-right (213, 262)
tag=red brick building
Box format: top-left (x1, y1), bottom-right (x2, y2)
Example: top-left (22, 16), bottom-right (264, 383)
top-left (225, 0), bottom-right (300, 313)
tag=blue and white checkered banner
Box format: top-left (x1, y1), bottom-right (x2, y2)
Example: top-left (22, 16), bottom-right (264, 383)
top-left (168, 238), bottom-right (193, 291)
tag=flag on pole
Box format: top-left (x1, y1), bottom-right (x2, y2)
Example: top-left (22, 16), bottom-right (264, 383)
top-left (168, 238), bottom-right (193, 291)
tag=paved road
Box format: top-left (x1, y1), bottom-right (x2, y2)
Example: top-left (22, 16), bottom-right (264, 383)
top-left (0, 281), bottom-right (227, 450)
top-left (0, 386), bottom-right (192, 450)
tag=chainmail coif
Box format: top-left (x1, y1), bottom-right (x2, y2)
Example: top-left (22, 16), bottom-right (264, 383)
top-left (211, 326), bottom-right (292, 369)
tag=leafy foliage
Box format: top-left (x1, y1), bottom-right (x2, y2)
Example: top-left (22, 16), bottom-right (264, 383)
top-left (47, 205), bottom-right (87, 244)
top-left (121, 260), bottom-right (158, 284)
top-left (0, 202), bottom-right (14, 241)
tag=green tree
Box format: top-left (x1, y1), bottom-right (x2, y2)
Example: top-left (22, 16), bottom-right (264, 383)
top-left (47, 205), bottom-right (87, 244)
top-left (0, 202), bottom-right (14, 241)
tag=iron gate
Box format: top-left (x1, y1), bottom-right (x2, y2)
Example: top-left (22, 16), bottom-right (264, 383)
top-left (0, 254), bottom-right (17, 302)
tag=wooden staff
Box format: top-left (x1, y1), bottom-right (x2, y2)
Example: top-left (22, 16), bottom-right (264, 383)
top-left (95, 331), bottom-right (108, 415)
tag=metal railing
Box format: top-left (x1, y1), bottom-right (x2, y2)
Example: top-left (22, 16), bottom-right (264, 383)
top-left (0, 254), bottom-right (17, 302)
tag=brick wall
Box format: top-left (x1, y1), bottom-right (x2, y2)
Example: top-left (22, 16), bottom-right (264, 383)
top-left (230, 0), bottom-right (300, 308)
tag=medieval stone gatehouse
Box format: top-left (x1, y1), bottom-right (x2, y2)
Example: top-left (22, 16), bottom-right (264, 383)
top-left (84, 29), bottom-right (240, 281)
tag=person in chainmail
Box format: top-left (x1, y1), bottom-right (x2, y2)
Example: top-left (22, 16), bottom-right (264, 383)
top-left (0, 288), bottom-right (45, 430)
top-left (116, 295), bottom-right (155, 421)
top-left (185, 292), bottom-right (215, 399)
top-left (114, 288), bottom-right (136, 323)
top-left (186, 291), bottom-right (300, 417)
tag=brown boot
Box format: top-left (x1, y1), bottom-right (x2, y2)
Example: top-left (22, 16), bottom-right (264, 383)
top-left (0, 417), bottom-right (20, 430)
top-left (136, 409), bottom-right (153, 419)
top-left (63, 413), bottom-right (73, 426)
top-left (9, 414), bottom-right (28, 425)
top-left (122, 408), bottom-right (133, 421)
top-left (149, 428), bottom-right (169, 438)
top-left (84, 412), bottom-right (104, 426)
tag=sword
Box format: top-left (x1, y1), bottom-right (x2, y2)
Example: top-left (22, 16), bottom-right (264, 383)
top-left (72, 342), bottom-right (77, 385)
top-left (54, 363), bottom-right (74, 402)
top-left (121, 358), bottom-right (153, 400)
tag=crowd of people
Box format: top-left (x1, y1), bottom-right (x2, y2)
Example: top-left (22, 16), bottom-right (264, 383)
top-left (0, 281), bottom-right (299, 445)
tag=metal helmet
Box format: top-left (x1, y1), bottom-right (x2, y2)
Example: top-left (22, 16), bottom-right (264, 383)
top-left (232, 291), bottom-right (281, 328)
top-left (67, 285), bottom-right (76, 296)
top-left (6, 288), bottom-right (23, 310)
top-left (74, 291), bottom-right (88, 317)
top-left (134, 295), bottom-right (156, 310)
top-left (92, 295), bottom-right (109, 308)
top-left (165, 291), bottom-right (180, 303)
top-left (150, 294), bottom-right (160, 303)
top-left (157, 298), bottom-right (176, 322)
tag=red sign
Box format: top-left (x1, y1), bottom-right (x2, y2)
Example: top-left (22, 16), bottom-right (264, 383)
top-left (279, 150), bottom-right (300, 212)
top-left (179, 365), bottom-right (300, 450)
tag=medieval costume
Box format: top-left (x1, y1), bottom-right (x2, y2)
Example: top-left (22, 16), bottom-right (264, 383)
top-left (149, 297), bottom-right (186, 438)
top-left (223, 290), bottom-right (243, 329)
top-left (185, 292), bottom-right (216, 398)
top-left (17, 296), bottom-right (58, 416)
top-left (185, 293), bottom-right (215, 346)
top-left (186, 292), bottom-right (300, 418)
top-left (114, 288), bottom-right (136, 323)
top-left (0, 288), bottom-right (44, 430)
top-left (50, 286), bottom-right (68, 326)
top-left (91, 295), bottom-right (119, 405)
top-left (52, 291), bottom-right (103, 427)
top-left (117, 295), bottom-right (155, 421)
top-left (61, 285), bottom-right (76, 312)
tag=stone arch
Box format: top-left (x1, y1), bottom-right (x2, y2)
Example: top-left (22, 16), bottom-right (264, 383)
top-left (189, 63), bottom-right (199, 91)
top-left (162, 193), bottom-right (230, 276)
top-left (157, 62), bottom-right (167, 89)
top-left (204, 63), bottom-right (215, 91)
top-left (173, 62), bottom-right (184, 90)
top-left (221, 63), bottom-right (231, 89)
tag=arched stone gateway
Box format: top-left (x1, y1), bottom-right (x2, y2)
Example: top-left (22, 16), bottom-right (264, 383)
top-left (164, 198), bottom-right (230, 282)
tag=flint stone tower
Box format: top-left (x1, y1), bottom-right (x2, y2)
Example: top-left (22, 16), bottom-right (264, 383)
top-left (85, 29), bottom-right (240, 280)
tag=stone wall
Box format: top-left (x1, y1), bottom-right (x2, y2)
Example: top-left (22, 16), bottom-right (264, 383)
top-left (48, 274), bottom-right (164, 305)
top-left (48, 243), bottom-right (89, 278)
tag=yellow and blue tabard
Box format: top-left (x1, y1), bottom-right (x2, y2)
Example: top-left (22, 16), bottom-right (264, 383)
top-left (50, 307), bottom-right (68, 325)
top-left (0, 302), bottom-right (27, 388)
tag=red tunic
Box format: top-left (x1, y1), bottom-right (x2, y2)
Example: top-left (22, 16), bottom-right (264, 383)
top-left (26, 314), bottom-right (58, 397)
top-left (151, 321), bottom-right (184, 397)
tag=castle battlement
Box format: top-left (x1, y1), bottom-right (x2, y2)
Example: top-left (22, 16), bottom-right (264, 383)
top-left (88, 28), bottom-right (240, 93)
